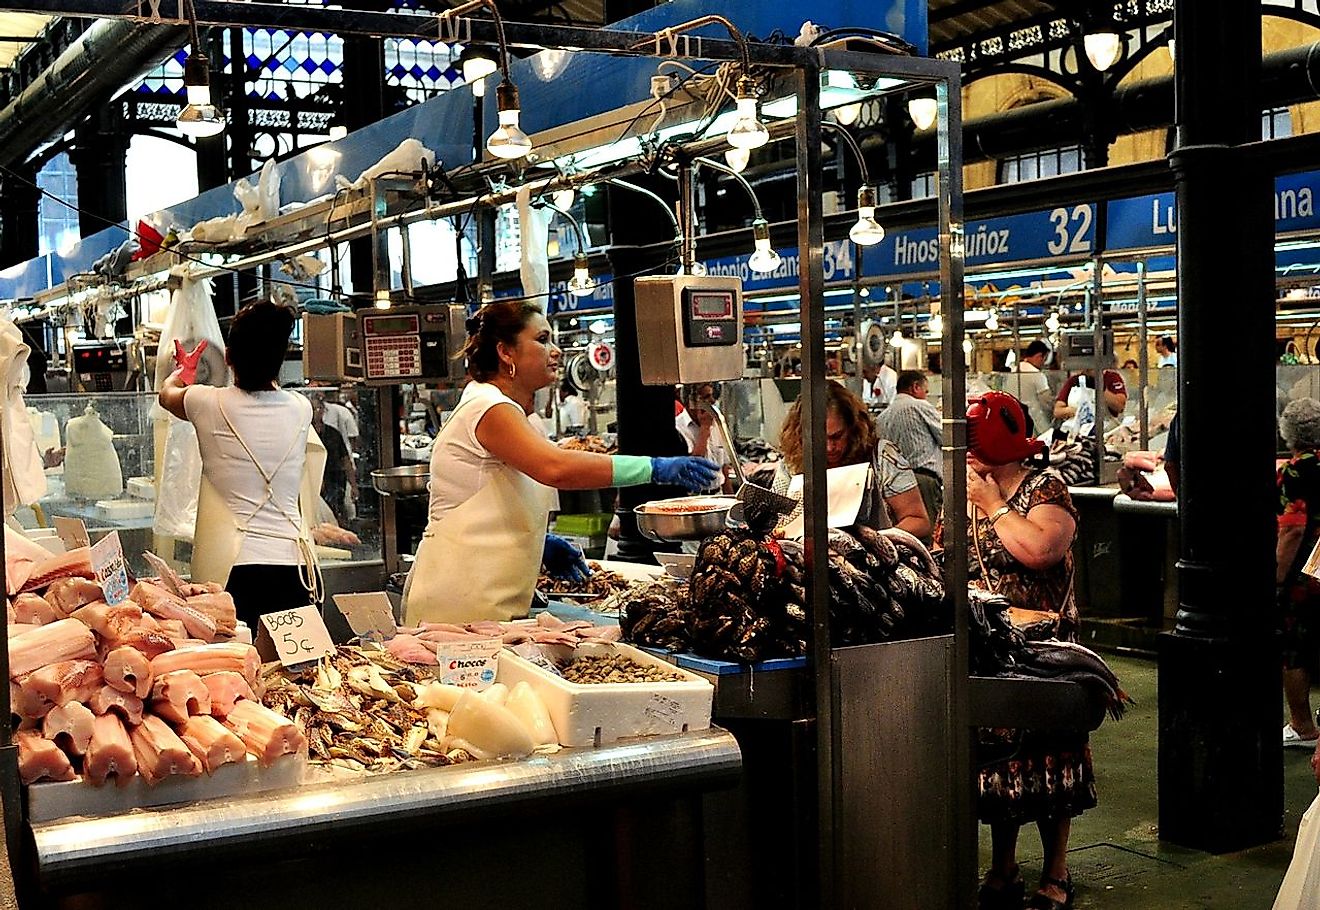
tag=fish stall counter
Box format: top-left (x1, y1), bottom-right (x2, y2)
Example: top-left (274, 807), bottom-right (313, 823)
top-left (30, 728), bottom-right (741, 909)
top-left (1068, 485), bottom-right (1178, 651)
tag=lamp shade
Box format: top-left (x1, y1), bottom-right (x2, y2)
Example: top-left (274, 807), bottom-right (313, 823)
top-left (1083, 30), bottom-right (1122, 72)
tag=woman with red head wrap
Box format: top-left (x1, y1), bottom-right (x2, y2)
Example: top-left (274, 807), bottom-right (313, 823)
top-left (964, 391), bottom-right (1090, 910)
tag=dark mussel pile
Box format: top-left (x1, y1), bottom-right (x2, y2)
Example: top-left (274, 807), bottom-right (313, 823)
top-left (621, 525), bottom-right (950, 662)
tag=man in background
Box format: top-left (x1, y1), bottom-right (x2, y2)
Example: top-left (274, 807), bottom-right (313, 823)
top-left (878, 370), bottom-right (943, 527)
top-left (1013, 339), bottom-right (1054, 437)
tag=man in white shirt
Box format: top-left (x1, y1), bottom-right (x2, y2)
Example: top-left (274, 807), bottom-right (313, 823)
top-left (675, 383), bottom-right (732, 493)
top-left (862, 362), bottom-right (899, 407)
top-left (1012, 339), bottom-right (1055, 436)
top-left (558, 380), bottom-right (589, 431)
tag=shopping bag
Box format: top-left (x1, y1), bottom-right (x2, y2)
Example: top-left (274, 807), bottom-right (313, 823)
top-left (1274, 792), bottom-right (1320, 910)
top-left (153, 418), bottom-right (202, 541)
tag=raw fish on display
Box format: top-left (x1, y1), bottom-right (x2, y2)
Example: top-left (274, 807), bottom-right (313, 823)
top-left (102, 646), bottom-right (153, 698)
top-left (110, 629), bottom-right (176, 659)
top-left (150, 670), bottom-right (211, 724)
top-left (178, 715), bottom-right (246, 773)
top-left (43, 701), bottom-right (96, 756)
top-left (16, 730), bottom-right (76, 784)
top-left (5, 525), bottom-right (51, 593)
top-left (84, 714), bottom-right (137, 787)
top-left (72, 601), bottom-right (143, 641)
top-left (9, 620), bottom-right (97, 677)
top-left (12, 593), bottom-right (56, 625)
top-left (19, 548), bottom-right (94, 594)
top-left (20, 659), bottom-right (104, 707)
top-left (88, 685), bottom-right (144, 726)
top-left (45, 577), bottom-right (105, 616)
top-left (133, 581), bottom-right (218, 642)
top-left (200, 671), bottom-right (255, 719)
top-left (130, 715), bottom-right (203, 785)
top-left (223, 701), bottom-right (306, 767)
top-left (149, 642), bottom-right (260, 685)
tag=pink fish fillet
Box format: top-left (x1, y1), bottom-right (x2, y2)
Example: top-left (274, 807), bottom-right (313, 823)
top-left (111, 629), bottom-right (176, 660)
top-left (11, 680), bottom-right (52, 721)
top-left (130, 715), bottom-right (202, 785)
top-left (20, 659), bottom-right (104, 707)
top-left (103, 646), bottom-right (153, 699)
top-left (89, 685), bottom-right (144, 726)
top-left (43, 701), bottom-right (96, 756)
top-left (5, 526), bottom-right (52, 595)
top-left (72, 601), bottom-right (144, 640)
top-left (201, 671), bottom-right (255, 719)
top-left (8, 619), bottom-right (97, 677)
top-left (12, 593), bottom-right (57, 625)
top-left (133, 581), bottom-right (217, 642)
top-left (84, 713), bottom-right (137, 787)
top-left (178, 582), bottom-right (224, 597)
top-left (7, 623), bottom-right (39, 638)
top-left (150, 642), bottom-right (261, 686)
top-left (150, 670), bottom-right (211, 724)
top-left (157, 619), bottom-right (187, 642)
top-left (16, 730), bottom-right (76, 784)
top-left (385, 634), bottom-right (438, 665)
top-left (577, 625), bottom-right (622, 643)
top-left (178, 715), bottom-right (246, 773)
top-left (45, 577), bottom-right (105, 617)
top-left (5, 601), bottom-right (13, 625)
top-left (18, 547), bottom-right (94, 594)
top-left (184, 592), bottom-right (237, 638)
top-left (223, 701), bottom-right (307, 767)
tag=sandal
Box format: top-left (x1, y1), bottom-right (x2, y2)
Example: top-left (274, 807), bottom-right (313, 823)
top-left (978, 865), bottom-right (1025, 910)
top-left (1026, 874), bottom-right (1074, 910)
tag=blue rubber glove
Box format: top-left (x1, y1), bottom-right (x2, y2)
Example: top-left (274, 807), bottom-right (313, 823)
top-left (651, 456), bottom-right (721, 492)
top-left (542, 534), bottom-right (591, 584)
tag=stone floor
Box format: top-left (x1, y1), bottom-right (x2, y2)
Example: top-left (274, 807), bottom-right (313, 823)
top-left (977, 653), bottom-right (1317, 909)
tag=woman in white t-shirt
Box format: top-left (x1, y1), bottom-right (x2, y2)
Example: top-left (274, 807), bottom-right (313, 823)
top-left (159, 301), bottom-right (319, 630)
top-left (403, 300), bottom-right (719, 625)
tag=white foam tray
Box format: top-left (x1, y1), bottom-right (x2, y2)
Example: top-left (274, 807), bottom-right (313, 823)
top-left (27, 751), bottom-right (306, 822)
top-left (497, 641), bottom-right (713, 748)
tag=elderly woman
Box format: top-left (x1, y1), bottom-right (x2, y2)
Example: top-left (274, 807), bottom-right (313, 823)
top-left (963, 391), bottom-right (1090, 910)
top-left (1278, 397), bottom-right (1320, 748)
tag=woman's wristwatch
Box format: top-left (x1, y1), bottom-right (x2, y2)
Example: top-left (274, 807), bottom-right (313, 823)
top-left (988, 505), bottom-right (1012, 526)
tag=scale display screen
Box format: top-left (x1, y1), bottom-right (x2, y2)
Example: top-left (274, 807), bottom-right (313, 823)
top-left (363, 314), bottom-right (419, 336)
top-left (689, 291), bottom-right (733, 319)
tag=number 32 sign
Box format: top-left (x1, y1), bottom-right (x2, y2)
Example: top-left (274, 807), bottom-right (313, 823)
top-left (260, 606), bottom-right (337, 667)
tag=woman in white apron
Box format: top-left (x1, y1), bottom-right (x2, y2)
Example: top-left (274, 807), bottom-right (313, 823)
top-left (159, 301), bottom-right (322, 630)
top-left (404, 301), bottom-right (720, 626)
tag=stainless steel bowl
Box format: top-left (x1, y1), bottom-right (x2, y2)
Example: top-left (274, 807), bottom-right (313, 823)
top-left (634, 496), bottom-right (736, 542)
top-left (371, 465), bottom-right (430, 497)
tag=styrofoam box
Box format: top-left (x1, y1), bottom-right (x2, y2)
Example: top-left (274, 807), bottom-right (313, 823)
top-left (95, 499), bottom-right (155, 520)
top-left (497, 641), bottom-right (713, 748)
top-left (126, 476), bottom-right (156, 500)
top-left (27, 752), bottom-right (305, 822)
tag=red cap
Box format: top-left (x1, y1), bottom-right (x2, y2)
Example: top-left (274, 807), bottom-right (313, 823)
top-left (967, 391), bottom-right (1047, 466)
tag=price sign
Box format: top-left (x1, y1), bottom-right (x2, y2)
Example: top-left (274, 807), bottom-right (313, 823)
top-left (434, 637), bottom-right (503, 690)
top-left (90, 531), bottom-right (129, 606)
top-left (260, 606), bottom-right (337, 667)
top-left (588, 341), bottom-right (614, 372)
top-left (332, 592), bottom-right (398, 640)
top-left (53, 517), bottom-right (88, 551)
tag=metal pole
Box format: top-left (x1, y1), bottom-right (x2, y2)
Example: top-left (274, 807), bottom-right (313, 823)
top-left (1136, 260), bottom-right (1149, 449)
top-left (676, 162), bottom-right (696, 275)
top-left (852, 248), bottom-right (864, 399)
top-left (1091, 260), bottom-right (1104, 486)
top-left (794, 60), bottom-right (833, 907)
top-left (936, 72), bottom-right (973, 910)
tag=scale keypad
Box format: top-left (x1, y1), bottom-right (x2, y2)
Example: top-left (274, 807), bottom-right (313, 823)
top-left (365, 336), bottom-right (422, 378)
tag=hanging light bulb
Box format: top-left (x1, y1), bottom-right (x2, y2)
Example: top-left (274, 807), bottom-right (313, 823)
top-left (459, 44), bottom-right (499, 97)
top-left (985, 310), bottom-right (999, 331)
top-left (177, 51), bottom-right (225, 138)
top-left (374, 289), bottom-right (392, 309)
top-left (747, 219), bottom-right (781, 273)
top-left (1045, 310), bottom-right (1062, 333)
top-left (962, 337), bottom-right (973, 355)
top-left (688, 261), bottom-right (708, 276)
top-left (724, 147), bottom-right (750, 173)
top-left (907, 95), bottom-right (938, 131)
top-left (551, 187), bottom-right (576, 211)
top-left (849, 185), bottom-right (885, 246)
top-left (858, 286), bottom-right (870, 298)
top-left (567, 252), bottom-right (595, 297)
top-left (928, 314), bottom-right (944, 336)
top-left (328, 125), bottom-right (348, 141)
top-left (1083, 29), bottom-right (1123, 72)
top-left (890, 329), bottom-right (904, 349)
top-left (486, 79), bottom-right (532, 160)
top-left (726, 75), bottom-right (769, 150)
top-left (833, 103), bottom-right (862, 126)
top-left (1005, 349), bottom-right (1018, 369)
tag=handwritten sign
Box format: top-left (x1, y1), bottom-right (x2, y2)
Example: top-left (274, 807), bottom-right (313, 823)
top-left (260, 606), bottom-right (337, 667)
top-left (90, 531), bottom-right (129, 606)
top-left (53, 517), bottom-right (88, 551)
top-left (332, 592), bottom-right (397, 640)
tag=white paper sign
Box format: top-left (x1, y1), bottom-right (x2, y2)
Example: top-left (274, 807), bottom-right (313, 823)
top-left (779, 462), bottom-right (872, 539)
top-left (90, 531), bottom-right (130, 606)
top-left (260, 606), bottom-right (337, 667)
top-left (333, 592), bottom-right (397, 639)
top-left (53, 517), bottom-right (88, 551)
top-left (433, 638), bottom-right (503, 690)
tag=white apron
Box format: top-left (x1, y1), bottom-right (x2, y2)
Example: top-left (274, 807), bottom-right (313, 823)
top-left (402, 405), bottom-right (551, 625)
top-left (191, 400), bottom-right (326, 603)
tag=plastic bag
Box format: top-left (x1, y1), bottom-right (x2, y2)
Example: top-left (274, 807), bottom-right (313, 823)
top-left (152, 273), bottom-right (227, 541)
top-left (234, 159), bottom-right (281, 238)
top-left (1274, 792), bottom-right (1320, 910)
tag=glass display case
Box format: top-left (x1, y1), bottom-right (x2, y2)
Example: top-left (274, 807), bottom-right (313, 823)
top-left (13, 387), bottom-right (384, 579)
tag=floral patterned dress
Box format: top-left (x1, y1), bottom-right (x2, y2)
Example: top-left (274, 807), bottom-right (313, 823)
top-left (969, 468), bottom-right (1098, 825)
top-left (1277, 451), bottom-right (1320, 675)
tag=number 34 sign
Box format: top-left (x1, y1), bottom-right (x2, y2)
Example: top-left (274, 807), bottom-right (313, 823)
top-left (260, 606), bottom-right (336, 667)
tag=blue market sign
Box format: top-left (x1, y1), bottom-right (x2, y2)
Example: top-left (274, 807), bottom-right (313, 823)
top-left (1106, 169), bottom-right (1320, 252)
